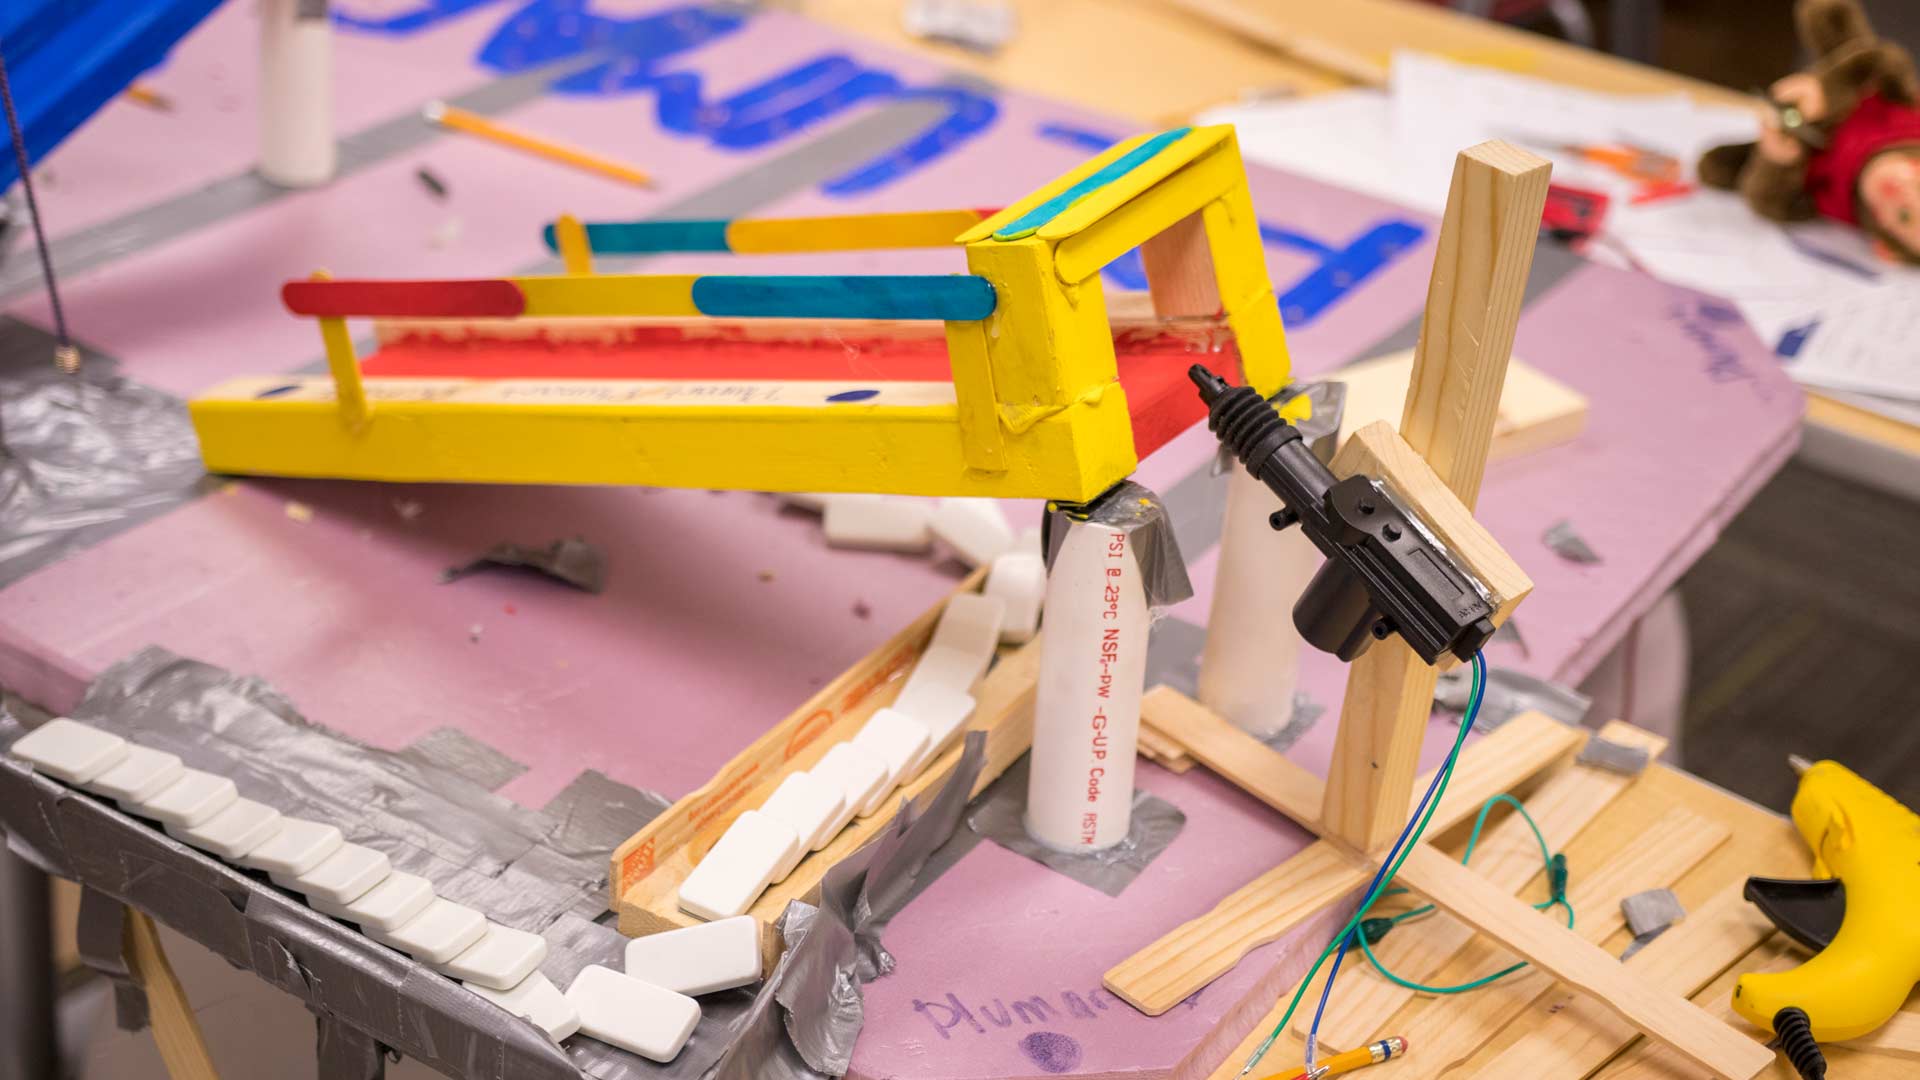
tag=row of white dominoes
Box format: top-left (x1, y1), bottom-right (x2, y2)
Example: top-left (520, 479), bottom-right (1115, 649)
top-left (783, 493), bottom-right (1035, 570)
top-left (5, 719), bottom-right (704, 1060)
top-left (676, 584), bottom-right (1045, 924)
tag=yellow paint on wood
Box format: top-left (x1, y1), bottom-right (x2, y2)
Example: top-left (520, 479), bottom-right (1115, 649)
top-left (553, 214), bottom-right (592, 274)
top-left (512, 273), bottom-right (701, 317)
top-left (727, 209), bottom-right (985, 252)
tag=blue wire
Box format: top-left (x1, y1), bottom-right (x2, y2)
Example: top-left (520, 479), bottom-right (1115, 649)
top-left (1304, 651), bottom-right (1487, 1065)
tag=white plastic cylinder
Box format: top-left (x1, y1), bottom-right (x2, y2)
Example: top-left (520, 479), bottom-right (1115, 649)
top-left (259, 0), bottom-right (336, 188)
top-left (1197, 466), bottom-right (1322, 738)
top-left (1026, 519), bottom-right (1148, 851)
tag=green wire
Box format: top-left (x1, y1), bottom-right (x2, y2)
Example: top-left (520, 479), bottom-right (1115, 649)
top-left (1354, 793), bottom-right (1574, 995)
top-left (1237, 656), bottom-right (1485, 1077)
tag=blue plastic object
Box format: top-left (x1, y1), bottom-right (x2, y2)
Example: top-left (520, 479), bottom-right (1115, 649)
top-left (0, 0), bottom-right (224, 190)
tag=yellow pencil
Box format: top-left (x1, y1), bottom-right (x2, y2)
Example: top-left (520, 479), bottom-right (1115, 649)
top-left (422, 100), bottom-right (653, 188)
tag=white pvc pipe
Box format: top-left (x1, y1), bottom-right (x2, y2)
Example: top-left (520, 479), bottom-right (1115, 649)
top-left (1026, 519), bottom-right (1148, 851)
top-left (259, 0), bottom-right (336, 188)
top-left (1197, 466), bottom-right (1321, 738)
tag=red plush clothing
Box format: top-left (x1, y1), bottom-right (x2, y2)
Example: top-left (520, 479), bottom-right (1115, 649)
top-left (1804, 93), bottom-right (1920, 223)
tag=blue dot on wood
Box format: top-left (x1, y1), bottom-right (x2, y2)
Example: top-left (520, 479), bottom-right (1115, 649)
top-left (827, 389), bottom-right (880, 402)
top-left (1019, 1032), bottom-right (1082, 1074)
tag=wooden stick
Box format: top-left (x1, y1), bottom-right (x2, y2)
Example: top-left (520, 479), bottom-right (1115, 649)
top-left (124, 909), bottom-right (220, 1080)
top-left (1170, 0), bottom-right (1390, 87)
top-left (423, 101), bottom-right (653, 188)
top-left (1394, 843), bottom-right (1776, 1079)
top-left (1320, 140), bottom-right (1550, 853)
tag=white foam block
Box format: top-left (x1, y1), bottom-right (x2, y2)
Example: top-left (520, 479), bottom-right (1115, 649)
top-left (851, 709), bottom-right (931, 796)
top-left (677, 810), bottom-right (802, 920)
top-left (468, 972), bottom-right (580, 1043)
top-left (272, 842), bottom-right (391, 905)
top-left (758, 772), bottom-right (846, 852)
top-left (127, 769), bottom-right (238, 829)
top-left (1017, 525), bottom-right (1044, 558)
top-left (896, 689), bottom-right (976, 774)
top-left (822, 495), bottom-right (932, 552)
top-left (9, 719), bottom-right (129, 784)
top-left (371, 897), bottom-right (488, 964)
top-left (567, 965), bottom-right (700, 1063)
top-left (441, 921), bottom-right (549, 990)
top-left (808, 742), bottom-right (888, 828)
top-left (775, 492), bottom-right (831, 513)
top-left (81, 744), bottom-right (185, 803)
top-left (239, 818), bottom-right (344, 877)
top-left (894, 645), bottom-right (989, 718)
top-left (985, 550), bottom-right (1045, 643)
top-left (168, 798), bottom-right (284, 860)
top-left (309, 870), bottom-right (434, 932)
top-left (930, 497), bottom-right (1015, 567)
top-left (624, 915), bottom-right (762, 996)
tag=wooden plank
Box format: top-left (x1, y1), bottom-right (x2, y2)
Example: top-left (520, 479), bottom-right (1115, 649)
top-left (1105, 841), bottom-right (1367, 1015)
top-left (1138, 685), bottom-right (1323, 823)
top-left (1134, 719), bottom-right (1195, 773)
top-left (1139, 209), bottom-right (1222, 318)
top-left (1107, 697), bottom-right (1582, 1014)
top-left (1168, 0), bottom-right (1391, 87)
top-left (1307, 722), bottom-right (1669, 1049)
top-left (1321, 140), bottom-right (1551, 854)
top-left (1844, 1011), bottom-right (1920, 1060)
top-left (125, 909), bottom-right (220, 1080)
top-left (1395, 841), bottom-right (1775, 1079)
top-left (1331, 421), bottom-right (1533, 624)
top-left (1381, 808), bottom-right (1732, 1077)
top-left (1461, 887), bottom-right (1777, 1079)
top-left (1330, 349), bottom-right (1588, 464)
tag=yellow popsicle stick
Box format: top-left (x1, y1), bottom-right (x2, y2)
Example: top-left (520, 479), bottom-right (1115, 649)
top-left (423, 100), bottom-right (653, 188)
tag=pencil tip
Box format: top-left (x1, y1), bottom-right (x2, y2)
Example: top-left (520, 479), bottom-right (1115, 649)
top-left (422, 100), bottom-right (447, 124)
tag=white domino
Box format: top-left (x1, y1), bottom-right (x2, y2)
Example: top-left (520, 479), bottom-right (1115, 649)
top-left (239, 818), bottom-right (344, 877)
top-left (168, 798), bottom-right (283, 860)
top-left (1017, 525), bottom-right (1044, 558)
top-left (566, 965), bottom-right (700, 1063)
top-left (624, 915), bottom-right (762, 996)
top-left (758, 772), bottom-right (846, 852)
top-left (370, 897), bottom-right (488, 964)
top-left (676, 810), bottom-right (801, 921)
top-left (128, 769), bottom-right (238, 829)
top-left (851, 709), bottom-right (931, 802)
top-left (822, 495), bottom-right (933, 552)
top-left (810, 742), bottom-right (892, 820)
top-left (440, 921), bottom-right (549, 991)
top-left (896, 688), bottom-right (976, 774)
top-left (930, 498), bottom-right (1015, 567)
top-left (9, 719), bottom-right (129, 784)
top-left (272, 842), bottom-right (391, 905)
top-left (929, 592), bottom-right (1007, 662)
top-left (467, 972), bottom-right (580, 1043)
top-left (309, 870), bottom-right (434, 932)
top-left (985, 550), bottom-right (1045, 643)
top-left (82, 745), bottom-right (185, 803)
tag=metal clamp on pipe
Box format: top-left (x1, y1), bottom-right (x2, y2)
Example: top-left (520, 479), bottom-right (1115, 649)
top-left (1189, 364), bottom-right (1495, 665)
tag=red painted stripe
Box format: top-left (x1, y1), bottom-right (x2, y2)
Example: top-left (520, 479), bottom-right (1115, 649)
top-left (282, 279), bottom-right (526, 318)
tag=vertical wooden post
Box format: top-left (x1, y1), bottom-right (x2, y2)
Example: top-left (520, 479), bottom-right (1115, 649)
top-left (1139, 210), bottom-right (1222, 317)
top-left (554, 213), bottom-right (593, 275)
top-left (125, 909), bottom-right (221, 1080)
top-left (1320, 141), bottom-right (1550, 853)
top-left (310, 270), bottom-right (369, 432)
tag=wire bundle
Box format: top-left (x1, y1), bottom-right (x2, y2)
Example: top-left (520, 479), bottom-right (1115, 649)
top-left (1239, 652), bottom-right (1488, 1078)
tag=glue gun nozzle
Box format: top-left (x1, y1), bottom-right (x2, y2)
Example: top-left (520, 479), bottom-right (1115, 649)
top-left (1788, 754), bottom-right (1814, 776)
top-left (1189, 364), bottom-right (1230, 405)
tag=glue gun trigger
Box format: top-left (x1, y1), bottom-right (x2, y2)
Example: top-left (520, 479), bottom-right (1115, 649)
top-left (1743, 877), bottom-right (1845, 953)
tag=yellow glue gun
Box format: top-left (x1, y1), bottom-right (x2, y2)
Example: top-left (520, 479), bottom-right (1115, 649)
top-left (1734, 758), bottom-right (1920, 1044)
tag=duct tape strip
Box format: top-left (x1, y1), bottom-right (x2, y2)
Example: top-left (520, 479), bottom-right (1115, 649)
top-left (965, 755), bottom-right (1185, 897)
top-left (1435, 666), bottom-right (1592, 731)
top-left (75, 886), bottom-right (150, 1032)
top-left (400, 727), bottom-right (529, 794)
top-left (1619, 888), bottom-right (1686, 960)
top-left (1577, 735), bottom-right (1653, 776)
top-left (1042, 480), bottom-right (1193, 610)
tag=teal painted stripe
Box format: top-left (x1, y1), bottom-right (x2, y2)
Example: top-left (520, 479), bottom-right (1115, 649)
top-left (991, 127), bottom-right (1193, 241)
top-left (541, 219), bottom-right (733, 254)
top-left (690, 275), bottom-right (995, 320)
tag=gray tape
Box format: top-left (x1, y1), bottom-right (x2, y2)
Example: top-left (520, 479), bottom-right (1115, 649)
top-left (1543, 519), bottom-right (1602, 565)
top-left (1577, 735), bottom-right (1652, 776)
top-left (316, 1015), bottom-right (387, 1080)
top-left (1491, 615), bottom-right (1530, 658)
top-left (0, 319), bottom-right (212, 588)
top-left (1043, 480), bottom-right (1193, 610)
top-left (75, 886), bottom-right (150, 1032)
top-left (965, 755), bottom-right (1184, 897)
top-left (442, 538), bottom-right (608, 593)
top-left (1142, 615), bottom-right (1208, 698)
top-left (1435, 666), bottom-right (1591, 730)
top-left (400, 727), bottom-right (529, 793)
top-left (1263, 691), bottom-right (1324, 753)
top-left (1619, 888), bottom-right (1685, 960)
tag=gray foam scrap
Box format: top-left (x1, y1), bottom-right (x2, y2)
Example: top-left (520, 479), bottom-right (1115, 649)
top-left (1621, 887), bottom-right (1686, 938)
top-left (1543, 519), bottom-right (1602, 564)
top-left (1577, 736), bottom-right (1652, 775)
top-left (441, 536), bottom-right (607, 592)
